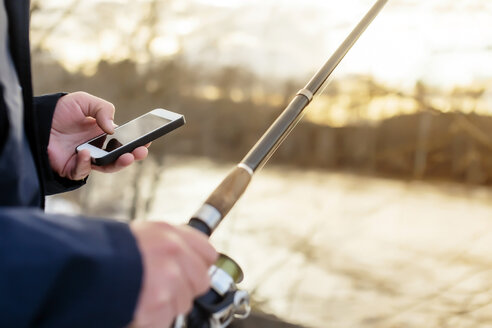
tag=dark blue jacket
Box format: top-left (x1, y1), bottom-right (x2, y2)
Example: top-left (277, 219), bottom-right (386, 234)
top-left (0, 1), bottom-right (143, 327)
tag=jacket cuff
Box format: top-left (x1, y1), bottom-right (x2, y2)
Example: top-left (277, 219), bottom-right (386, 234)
top-left (33, 93), bottom-right (87, 195)
top-left (41, 217), bottom-right (143, 327)
top-left (0, 209), bottom-right (143, 327)
top-left (93, 219), bottom-right (144, 326)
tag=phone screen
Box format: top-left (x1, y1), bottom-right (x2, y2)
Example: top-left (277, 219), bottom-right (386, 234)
top-left (89, 113), bottom-right (171, 152)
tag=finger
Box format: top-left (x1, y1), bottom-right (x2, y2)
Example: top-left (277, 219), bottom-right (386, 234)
top-left (71, 149), bottom-right (92, 180)
top-left (174, 244), bottom-right (211, 296)
top-left (132, 146), bottom-right (148, 161)
top-left (176, 226), bottom-right (218, 266)
top-left (75, 92), bottom-right (116, 134)
top-left (139, 262), bottom-right (178, 327)
top-left (92, 152), bottom-right (134, 173)
top-left (172, 267), bottom-right (194, 315)
top-left (157, 260), bottom-right (193, 317)
top-left (114, 152), bottom-right (135, 167)
top-left (150, 225), bottom-right (212, 296)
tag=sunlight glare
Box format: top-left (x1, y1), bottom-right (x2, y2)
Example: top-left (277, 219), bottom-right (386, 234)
top-left (150, 36), bottom-right (181, 57)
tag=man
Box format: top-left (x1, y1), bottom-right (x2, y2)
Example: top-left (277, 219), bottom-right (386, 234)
top-left (0, 1), bottom-right (217, 327)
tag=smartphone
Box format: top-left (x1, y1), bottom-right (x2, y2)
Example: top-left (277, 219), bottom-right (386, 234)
top-left (76, 108), bottom-right (185, 166)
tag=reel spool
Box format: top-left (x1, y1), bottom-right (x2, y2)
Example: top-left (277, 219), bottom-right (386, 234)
top-left (174, 254), bottom-right (251, 328)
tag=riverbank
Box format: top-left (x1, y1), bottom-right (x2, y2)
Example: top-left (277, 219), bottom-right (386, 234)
top-left (47, 156), bottom-right (492, 327)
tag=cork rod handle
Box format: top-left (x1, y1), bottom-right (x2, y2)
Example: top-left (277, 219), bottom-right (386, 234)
top-left (205, 166), bottom-right (252, 219)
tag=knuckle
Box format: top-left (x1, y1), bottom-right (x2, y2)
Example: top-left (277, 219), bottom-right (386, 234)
top-left (105, 103), bottom-right (116, 117)
top-left (71, 91), bottom-right (82, 96)
top-left (207, 246), bottom-right (219, 262)
top-left (163, 239), bottom-right (184, 258)
top-left (200, 246), bottom-right (218, 266)
top-left (152, 221), bottom-right (173, 231)
top-left (164, 267), bottom-right (181, 285)
top-left (73, 91), bottom-right (89, 99)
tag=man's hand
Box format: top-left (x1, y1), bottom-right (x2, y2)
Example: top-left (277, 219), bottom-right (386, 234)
top-left (130, 222), bottom-right (218, 327)
top-left (48, 92), bottom-right (149, 180)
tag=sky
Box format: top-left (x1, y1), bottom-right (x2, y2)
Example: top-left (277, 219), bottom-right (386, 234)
top-left (31, 0), bottom-right (492, 89)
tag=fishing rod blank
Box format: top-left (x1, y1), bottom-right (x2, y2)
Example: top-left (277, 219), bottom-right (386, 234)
top-left (190, 0), bottom-right (389, 237)
top-left (176, 2), bottom-right (390, 327)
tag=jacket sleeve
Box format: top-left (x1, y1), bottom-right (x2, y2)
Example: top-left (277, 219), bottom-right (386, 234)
top-left (0, 208), bottom-right (143, 328)
top-left (33, 93), bottom-right (87, 195)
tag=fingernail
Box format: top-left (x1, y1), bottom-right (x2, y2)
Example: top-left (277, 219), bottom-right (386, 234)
top-left (107, 119), bottom-right (115, 133)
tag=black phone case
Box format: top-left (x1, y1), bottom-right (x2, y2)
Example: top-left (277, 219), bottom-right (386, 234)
top-left (92, 115), bottom-right (185, 166)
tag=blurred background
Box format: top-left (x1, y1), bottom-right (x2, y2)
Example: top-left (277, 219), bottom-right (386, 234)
top-left (33, 0), bottom-right (492, 327)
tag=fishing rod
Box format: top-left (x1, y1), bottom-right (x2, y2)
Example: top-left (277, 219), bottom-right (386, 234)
top-left (175, 0), bottom-right (389, 326)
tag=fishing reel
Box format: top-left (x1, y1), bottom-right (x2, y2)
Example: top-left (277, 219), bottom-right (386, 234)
top-left (173, 253), bottom-right (251, 328)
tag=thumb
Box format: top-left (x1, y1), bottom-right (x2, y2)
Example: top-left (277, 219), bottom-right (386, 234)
top-left (94, 108), bottom-right (116, 135)
top-left (99, 117), bottom-right (116, 135)
top-left (70, 149), bottom-right (92, 180)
